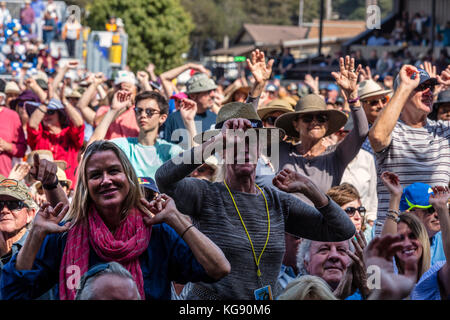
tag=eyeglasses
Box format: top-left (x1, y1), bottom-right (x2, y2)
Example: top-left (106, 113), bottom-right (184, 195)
top-left (364, 96), bottom-right (389, 107)
top-left (134, 107), bottom-right (160, 117)
top-left (46, 109), bottom-right (57, 115)
top-left (300, 114), bottom-right (329, 123)
top-left (410, 207), bottom-right (436, 214)
top-left (415, 82), bottom-right (435, 93)
top-left (344, 206), bottom-right (366, 217)
top-left (263, 116), bottom-right (278, 125)
top-left (0, 200), bottom-right (27, 211)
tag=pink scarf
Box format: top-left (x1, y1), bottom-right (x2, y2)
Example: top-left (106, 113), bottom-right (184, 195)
top-left (59, 207), bottom-right (151, 300)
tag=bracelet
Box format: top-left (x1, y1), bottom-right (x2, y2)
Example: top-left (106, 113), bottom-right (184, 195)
top-left (37, 107), bottom-right (46, 113)
top-left (386, 213), bottom-right (399, 223)
top-left (180, 224), bottom-right (195, 239)
top-left (347, 96), bottom-right (359, 104)
top-left (43, 177), bottom-right (59, 190)
top-left (387, 209), bottom-right (400, 216)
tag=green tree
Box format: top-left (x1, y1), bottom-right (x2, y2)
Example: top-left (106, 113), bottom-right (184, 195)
top-left (86, 0), bottom-right (194, 73)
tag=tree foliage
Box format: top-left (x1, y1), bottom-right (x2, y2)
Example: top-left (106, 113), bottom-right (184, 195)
top-left (85, 0), bottom-right (194, 73)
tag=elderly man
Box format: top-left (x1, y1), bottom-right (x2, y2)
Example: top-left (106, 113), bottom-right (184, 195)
top-left (76, 262), bottom-right (141, 300)
top-left (0, 179), bottom-right (37, 283)
top-left (369, 65), bottom-right (450, 236)
top-left (163, 72), bottom-right (217, 147)
top-left (296, 237), bottom-right (369, 300)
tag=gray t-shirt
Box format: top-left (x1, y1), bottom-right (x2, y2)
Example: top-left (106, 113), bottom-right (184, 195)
top-left (155, 150), bottom-right (356, 300)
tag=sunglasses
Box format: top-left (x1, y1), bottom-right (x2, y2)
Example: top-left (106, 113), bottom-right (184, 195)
top-left (46, 109), bottom-right (57, 115)
top-left (0, 200), bottom-right (27, 211)
top-left (344, 206), bottom-right (366, 217)
top-left (134, 107), bottom-right (160, 117)
top-left (415, 82), bottom-right (435, 93)
top-left (263, 116), bottom-right (278, 125)
top-left (300, 114), bottom-right (329, 123)
top-left (411, 207), bottom-right (436, 214)
top-left (364, 96), bottom-right (389, 107)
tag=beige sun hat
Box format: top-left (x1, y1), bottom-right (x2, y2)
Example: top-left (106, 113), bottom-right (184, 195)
top-left (5, 81), bottom-right (20, 94)
top-left (26, 150), bottom-right (67, 171)
top-left (358, 79), bottom-right (392, 101)
top-left (65, 89), bottom-right (82, 99)
top-left (257, 99), bottom-right (294, 120)
top-left (193, 102), bottom-right (285, 144)
top-left (274, 94), bottom-right (348, 138)
top-left (222, 86), bottom-right (251, 105)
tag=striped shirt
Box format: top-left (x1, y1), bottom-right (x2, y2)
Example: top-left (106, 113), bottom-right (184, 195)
top-left (374, 118), bottom-right (450, 235)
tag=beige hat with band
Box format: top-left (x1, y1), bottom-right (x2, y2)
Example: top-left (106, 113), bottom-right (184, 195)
top-left (0, 178), bottom-right (38, 210)
top-left (274, 94), bottom-right (348, 138)
top-left (257, 99), bottom-right (294, 120)
top-left (358, 79), bottom-right (392, 101)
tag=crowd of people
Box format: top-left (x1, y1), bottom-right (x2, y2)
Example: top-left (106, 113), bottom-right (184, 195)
top-left (0, 10), bottom-right (448, 300)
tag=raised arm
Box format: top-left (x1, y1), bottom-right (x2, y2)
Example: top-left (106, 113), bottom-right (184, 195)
top-left (77, 73), bottom-right (106, 126)
top-left (59, 84), bottom-right (84, 128)
top-left (179, 98), bottom-right (199, 149)
top-left (246, 49), bottom-right (274, 110)
top-left (51, 61), bottom-right (78, 98)
top-left (369, 65), bottom-right (420, 153)
top-left (428, 186), bottom-right (450, 298)
top-left (136, 71), bottom-right (152, 92)
top-left (28, 103), bottom-right (47, 131)
top-left (379, 171), bottom-right (403, 236)
top-left (141, 195), bottom-right (230, 280)
top-left (25, 78), bottom-right (47, 103)
top-left (273, 168), bottom-right (356, 241)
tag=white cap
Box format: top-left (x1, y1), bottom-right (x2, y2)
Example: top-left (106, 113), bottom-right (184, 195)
top-left (114, 70), bottom-right (137, 86)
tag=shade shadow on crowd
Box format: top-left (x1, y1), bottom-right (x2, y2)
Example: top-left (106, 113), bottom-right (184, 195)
top-left (0, 1), bottom-right (449, 301)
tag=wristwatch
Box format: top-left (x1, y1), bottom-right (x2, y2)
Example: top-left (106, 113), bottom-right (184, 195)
top-left (43, 177), bottom-right (59, 190)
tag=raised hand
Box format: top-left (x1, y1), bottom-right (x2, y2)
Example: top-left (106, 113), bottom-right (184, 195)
top-left (272, 168), bottom-right (312, 194)
top-left (436, 65), bottom-right (450, 87)
top-left (111, 90), bottom-right (132, 111)
top-left (428, 186), bottom-right (449, 211)
top-left (179, 98), bottom-right (197, 122)
top-left (304, 74), bottom-right (319, 94)
top-left (246, 49), bottom-right (274, 84)
top-left (66, 60), bottom-right (79, 70)
top-left (380, 171), bottom-right (403, 197)
top-left (364, 234), bottom-right (418, 300)
top-left (359, 66), bottom-right (380, 82)
top-left (136, 71), bottom-right (149, 84)
top-left (29, 153), bottom-right (58, 186)
top-left (32, 202), bottom-right (71, 236)
top-left (347, 231), bottom-right (370, 298)
top-left (397, 64), bottom-right (421, 92)
top-left (93, 72), bottom-right (106, 86)
top-left (140, 194), bottom-right (179, 226)
top-left (8, 162), bottom-right (31, 181)
top-left (146, 63), bottom-right (155, 74)
top-left (331, 55), bottom-right (362, 99)
top-left (383, 75), bottom-right (394, 90)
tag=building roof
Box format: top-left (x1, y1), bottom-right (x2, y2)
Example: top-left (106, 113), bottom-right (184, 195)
top-left (236, 23), bottom-right (308, 46)
top-left (306, 19), bottom-right (366, 39)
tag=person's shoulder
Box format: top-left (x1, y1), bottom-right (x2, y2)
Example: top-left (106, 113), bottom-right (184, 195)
top-left (111, 136), bottom-right (137, 146)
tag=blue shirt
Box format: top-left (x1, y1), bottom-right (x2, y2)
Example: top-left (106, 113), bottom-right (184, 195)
top-left (0, 223), bottom-right (213, 300)
top-left (430, 232), bottom-right (446, 265)
top-left (162, 110), bottom-right (216, 147)
top-left (411, 260), bottom-right (446, 300)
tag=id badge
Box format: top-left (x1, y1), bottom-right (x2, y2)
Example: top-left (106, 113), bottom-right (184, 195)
top-left (254, 285), bottom-right (273, 300)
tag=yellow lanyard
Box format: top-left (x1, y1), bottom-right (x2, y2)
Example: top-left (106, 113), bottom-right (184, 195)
top-left (223, 180), bottom-right (271, 280)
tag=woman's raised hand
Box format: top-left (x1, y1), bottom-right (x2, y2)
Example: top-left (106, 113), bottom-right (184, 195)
top-left (380, 171), bottom-right (403, 197)
top-left (32, 202), bottom-right (71, 236)
top-left (331, 55), bottom-right (362, 100)
top-left (140, 194), bottom-right (179, 226)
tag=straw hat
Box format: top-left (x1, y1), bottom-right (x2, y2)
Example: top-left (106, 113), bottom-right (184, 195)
top-left (257, 99), bottom-right (294, 120)
top-left (274, 94), bottom-right (347, 138)
top-left (65, 89), bottom-right (82, 99)
top-left (26, 150), bottom-right (67, 171)
top-left (193, 102), bottom-right (285, 144)
top-left (5, 81), bottom-right (20, 94)
top-left (358, 79), bottom-right (392, 101)
top-left (222, 86), bottom-right (251, 105)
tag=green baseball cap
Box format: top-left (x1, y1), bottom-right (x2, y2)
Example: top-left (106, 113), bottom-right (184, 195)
top-left (185, 73), bottom-right (217, 94)
top-left (0, 179), bottom-right (37, 210)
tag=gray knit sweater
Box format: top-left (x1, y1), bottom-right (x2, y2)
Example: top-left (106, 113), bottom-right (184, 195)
top-left (155, 150), bottom-right (356, 300)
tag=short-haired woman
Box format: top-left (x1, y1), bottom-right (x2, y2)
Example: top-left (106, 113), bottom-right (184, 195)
top-left (0, 141), bottom-right (230, 300)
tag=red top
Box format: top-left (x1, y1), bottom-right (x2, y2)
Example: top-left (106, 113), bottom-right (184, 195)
top-left (27, 122), bottom-right (85, 187)
top-left (95, 105), bottom-right (139, 140)
top-left (0, 107), bottom-right (27, 177)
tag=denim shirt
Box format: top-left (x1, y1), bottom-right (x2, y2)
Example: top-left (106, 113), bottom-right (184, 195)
top-left (0, 223), bottom-right (214, 300)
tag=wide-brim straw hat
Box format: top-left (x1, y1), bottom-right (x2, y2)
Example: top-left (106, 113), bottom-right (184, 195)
top-left (257, 99), bottom-right (294, 120)
top-left (193, 102), bottom-right (285, 144)
top-left (274, 94), bottom-right (347, 138)
top-left (358, 79), bottom-right (392, 101)
top-left (222, 86), bottom-right (251, 105)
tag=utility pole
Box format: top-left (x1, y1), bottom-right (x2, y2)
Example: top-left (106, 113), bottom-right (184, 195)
top-left (318, 0), bottom-right (324, 56)
top-left (298, 0), bottom-right (304, 26)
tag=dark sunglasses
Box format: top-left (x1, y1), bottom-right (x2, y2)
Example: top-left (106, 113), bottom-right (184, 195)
top-left (411, 207), bottom-right (435, 214)
top-left (46, 109), bottom-right (57, 115)
top-left (415, 82), bottom-right (435, 93)
top-left (300, 114), bottom-right (329, 123)
top-left (134, 107), bottom-right (160, 117)
top-left (263, 116), bottom-right (278, 125)
top-left (0, 200), bottom-right (27, 211)
top-left (344, 206), bottom-right (366, 217)
top-left (364, 96), bottom-right (389, 107)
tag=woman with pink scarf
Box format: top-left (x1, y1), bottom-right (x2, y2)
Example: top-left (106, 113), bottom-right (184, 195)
top-left (0, 141), bottom-right (230, 300)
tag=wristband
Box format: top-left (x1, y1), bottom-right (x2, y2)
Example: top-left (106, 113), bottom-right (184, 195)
top-left (387, 209), bottom-right (400, 216)
top-left (347, 96), bottom-right (359, 104)
top-left (386, 212), bottom-right (399, 223)
top-left (181, 224), bottom-right (194, 239)
top-left (43, 177), bottom-right (59, 190)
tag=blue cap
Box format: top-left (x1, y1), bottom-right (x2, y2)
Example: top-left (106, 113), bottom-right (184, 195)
top-left (138, 177), bottom-right (159, 194)
top-left (399, 182), bottom-right (434, 211)
top-left (394, 68), bottom-right (438, 91)
top-left (327, 83), bottom-right (339, 92)
top-left (47, 98), bottom-right (64, 110)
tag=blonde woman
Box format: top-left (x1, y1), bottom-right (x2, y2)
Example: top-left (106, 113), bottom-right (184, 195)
top-left (277, 275), bottom-right (337, 300)
top-left (0, 140), bottom-right (230, 300)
